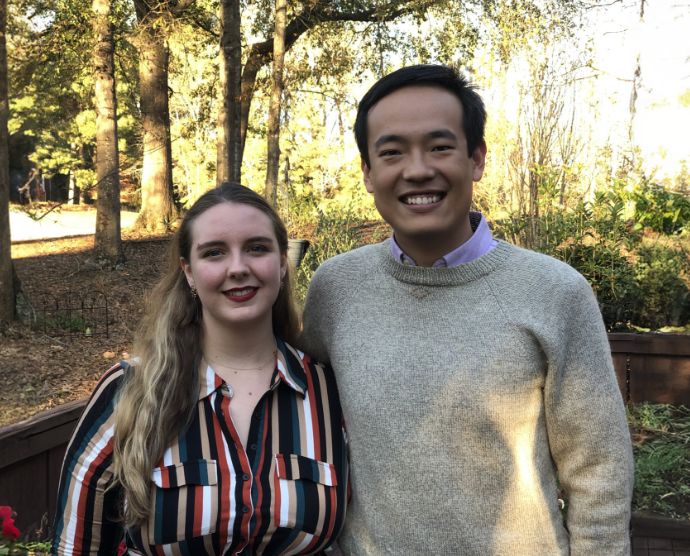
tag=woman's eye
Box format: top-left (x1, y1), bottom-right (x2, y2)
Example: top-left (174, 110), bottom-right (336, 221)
top-left (248, 244), bottom-right (269, 253)
top-left (202, 248), bottom-right (223, 258)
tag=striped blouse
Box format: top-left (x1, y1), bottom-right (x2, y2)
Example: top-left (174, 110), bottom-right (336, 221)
top-left (52, 339), bottom-right (348, 555)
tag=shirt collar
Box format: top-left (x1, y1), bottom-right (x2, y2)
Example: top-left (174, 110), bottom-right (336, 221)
top-left (390, 211), bottom-right (495, 268)
top-left (198, 337), bottom-right (307, 400)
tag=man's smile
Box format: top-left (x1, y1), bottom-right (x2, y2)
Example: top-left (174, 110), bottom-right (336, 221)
top-left (400, 192), bottom-right (445, 205)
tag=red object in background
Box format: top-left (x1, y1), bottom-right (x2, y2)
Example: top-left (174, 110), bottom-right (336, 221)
top-left (0, 505), bottom-right (21, 541)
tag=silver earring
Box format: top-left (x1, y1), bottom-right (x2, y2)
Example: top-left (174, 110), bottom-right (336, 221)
top-left (190, 285), bottom-right (198, 299)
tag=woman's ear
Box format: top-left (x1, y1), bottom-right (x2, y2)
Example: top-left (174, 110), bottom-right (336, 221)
top-left (180, 257), bottom-right (193, 287)
top-left (280, 254), bottom-right (287, 280)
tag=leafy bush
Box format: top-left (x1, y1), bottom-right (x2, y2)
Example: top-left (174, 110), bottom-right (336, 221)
top-left (630, 181), bottom-right (690, 235)
top-left (292, 207), bottom-right (389, 305)
top-left (628, 404), bottom-right (690, 519)
top-left (557, 243), bottom-right (640, 329)
top-left (494, 181), bottom-right (690, 331)
top-left (634, 245), bottom-right (690, 329)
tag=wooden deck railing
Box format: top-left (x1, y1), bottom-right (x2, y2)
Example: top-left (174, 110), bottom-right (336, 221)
top-left (1, 333), bottom-right (689, 533)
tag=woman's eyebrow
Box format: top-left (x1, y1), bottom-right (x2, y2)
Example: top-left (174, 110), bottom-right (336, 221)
top-left (195, 240), bottom-right (226, 250)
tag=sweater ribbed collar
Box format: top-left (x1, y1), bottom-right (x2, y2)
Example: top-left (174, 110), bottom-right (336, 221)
top-left (378, 239), bottom-right (514, 287)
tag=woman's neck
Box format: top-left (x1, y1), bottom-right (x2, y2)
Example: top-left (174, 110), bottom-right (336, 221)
top-left (201, 321), bottom-right (277, 371)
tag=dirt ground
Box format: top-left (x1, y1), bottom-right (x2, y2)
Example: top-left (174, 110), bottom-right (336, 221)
top-left (1, 231), bottom-right (172, 427)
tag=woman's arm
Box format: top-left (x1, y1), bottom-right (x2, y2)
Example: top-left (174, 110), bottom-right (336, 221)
top-left (51, 364), bottom-right (127, 556)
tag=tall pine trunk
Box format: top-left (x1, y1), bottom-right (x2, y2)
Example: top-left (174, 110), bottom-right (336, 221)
top-left (92, 0), bottom-right (124, 264)
top-left (0, 0), bottom-right (13, 323)
top-left (216, 0), bottom-right (241, 185)
top-left (135, 2), bottom-right (177, 231)
top-left (264, 0), bottom-right (287, 207)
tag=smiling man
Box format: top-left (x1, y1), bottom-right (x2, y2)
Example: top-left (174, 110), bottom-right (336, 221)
top-left (302, 65), bottom-right (634, 555)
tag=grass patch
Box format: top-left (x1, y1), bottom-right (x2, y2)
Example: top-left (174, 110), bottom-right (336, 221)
top-left (628, 403), bottom-right (690, 519)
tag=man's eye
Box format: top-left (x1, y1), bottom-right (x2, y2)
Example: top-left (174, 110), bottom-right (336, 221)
top-left (248, 244), bottom-right (269, 253)
top-left (379, 149), bottom-right (400, 158)
top-left (432, 145), bottom-right (452, 152)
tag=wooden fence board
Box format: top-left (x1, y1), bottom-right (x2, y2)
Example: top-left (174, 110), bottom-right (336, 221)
top-left (0, 399), bottom-right (85, 531)
top-left (609, 333), bottom-right (690, 405)
top-left (0, 456), bottom-right (49, 533)
top-left (2, 333), bottom-right (690, 534)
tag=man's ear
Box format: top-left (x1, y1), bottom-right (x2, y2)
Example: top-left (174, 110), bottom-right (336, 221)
top-left (361, 157), bottom-right (374, 193)
top-left (471, 142), bottom-right (487, 182)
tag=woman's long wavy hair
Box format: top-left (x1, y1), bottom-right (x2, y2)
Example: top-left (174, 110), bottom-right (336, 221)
top-left (111, 182), bottom-right (299, 526)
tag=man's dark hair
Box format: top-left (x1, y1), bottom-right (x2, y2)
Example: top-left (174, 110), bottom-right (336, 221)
top-left (354, 64), bottom-right (486, 167)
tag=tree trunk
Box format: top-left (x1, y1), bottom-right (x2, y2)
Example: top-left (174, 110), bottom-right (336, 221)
top-left (92, 0), bottom-right (124, 265)
top-left (0, 0), bottom-right (14, 323)
top-left (217, 0), bottom-right (241, 184)
top-left (135, 3), bottom-right (177, 231)
top-left (264, 0), bottom-right (287, 207)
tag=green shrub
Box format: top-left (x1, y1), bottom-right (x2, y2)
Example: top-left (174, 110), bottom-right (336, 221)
top-left (628, 404), bottom-right (690, 519)
top-left (634, 245), bottom-right (690, 329)
top-left (292, 208), bottom-right (389, 305)
top-left (630, 181), bottom-right (690, 235)
top-left (556, 243), bottom-right (641, 330)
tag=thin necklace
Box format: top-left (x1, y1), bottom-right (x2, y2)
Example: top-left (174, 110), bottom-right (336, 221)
top-left (210, 348), bottom-right (278, 373)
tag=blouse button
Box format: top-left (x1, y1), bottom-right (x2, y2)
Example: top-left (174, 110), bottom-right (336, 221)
top-left (249, 443), bottom-right (257, 451)
top-left (242, 506), bottom-right (250, 513)
top-left (242, 473), bottom-right (249, 481)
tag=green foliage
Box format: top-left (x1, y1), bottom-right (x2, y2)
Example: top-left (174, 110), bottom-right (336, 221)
top-left (630, 180), bottom-right (690, 235)
top-left (634, 245), bottom-right (690, 329)
top-left (290, 200), bottom-right (389, 305)
top-left (494, 179), bottom-right (690, 331)
top-left (33, 311), bottom-right (89, 335)
top-left (628, 404), bottom-right (690, 519)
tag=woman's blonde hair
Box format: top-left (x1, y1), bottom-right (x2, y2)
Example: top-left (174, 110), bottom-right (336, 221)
top-left (112, 182), bottom-right (299, 525)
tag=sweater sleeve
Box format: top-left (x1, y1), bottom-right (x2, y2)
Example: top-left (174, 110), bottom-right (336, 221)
top-left (51, 364), bottom-right (126, 556)
top-left (301, 264), bottom-right (335, 365)
top-left (542, 276), bottom-right (633, 555)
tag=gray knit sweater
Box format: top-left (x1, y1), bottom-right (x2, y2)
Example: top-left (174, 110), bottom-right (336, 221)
top-left (302, 240), bottom-right (633, 555)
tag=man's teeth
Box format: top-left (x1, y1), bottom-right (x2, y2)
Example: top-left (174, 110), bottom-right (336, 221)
top-left (404, 194), bottom-right (441, 205)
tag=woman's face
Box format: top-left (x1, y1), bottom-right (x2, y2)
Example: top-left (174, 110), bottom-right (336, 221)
top-left (181, 202), bottom-right (286, 335)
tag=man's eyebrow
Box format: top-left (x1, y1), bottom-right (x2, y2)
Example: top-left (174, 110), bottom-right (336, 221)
top-left (373, 134), bottom-right (403, 150)
top-left (428, 129), bottom-right (458, 141)
top-left (373, 129), bottom-right (458, 150)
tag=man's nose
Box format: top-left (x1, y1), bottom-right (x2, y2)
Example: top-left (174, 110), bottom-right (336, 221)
top-left (401, 151), bottom-right (435, 182)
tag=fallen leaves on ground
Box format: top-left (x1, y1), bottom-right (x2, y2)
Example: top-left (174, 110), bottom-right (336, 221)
top-left (1, 232), bottom-right (172, 427)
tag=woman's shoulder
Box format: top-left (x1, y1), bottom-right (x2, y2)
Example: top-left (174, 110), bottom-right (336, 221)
top-left (91, 361), bottom-right (130, 398)
top-left (279, 340), bottom-right (337, 389)
top-left (76, 360), bottom-right (133, 423)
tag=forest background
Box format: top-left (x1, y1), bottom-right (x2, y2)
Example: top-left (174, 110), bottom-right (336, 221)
top-left (0, 0), bottom-right (689, 330)
top-left (0, 0), bottom-right (690, 535)
top-left (1, 0), bottom-right (689, 334)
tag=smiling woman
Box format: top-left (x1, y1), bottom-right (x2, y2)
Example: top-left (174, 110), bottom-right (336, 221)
top-left (51, 182), bottom-right (349, 555)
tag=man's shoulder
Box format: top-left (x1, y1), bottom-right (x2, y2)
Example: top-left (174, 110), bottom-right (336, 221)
top-left (314, 241), bottom-right (385, 277)
top-left (500, 241), bottom-right (590, 288)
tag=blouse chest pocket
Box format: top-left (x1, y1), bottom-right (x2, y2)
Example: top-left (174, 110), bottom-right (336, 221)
top-left (274, 453), bottom-right (339, 535)
top-left (144, 459), bottom-right (219, 546)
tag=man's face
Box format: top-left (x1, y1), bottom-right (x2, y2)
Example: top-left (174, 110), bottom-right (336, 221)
top-left (362, 85), bottom-right (486, 265)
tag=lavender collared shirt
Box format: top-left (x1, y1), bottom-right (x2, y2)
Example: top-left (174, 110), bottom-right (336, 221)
top-left (390, 211), bottom-right (497, 268)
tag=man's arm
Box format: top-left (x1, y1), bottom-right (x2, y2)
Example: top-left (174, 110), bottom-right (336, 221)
top-left (300, 264), bottom-right (335, 364)
top-left (544, 276), bottom-right (633, 555)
